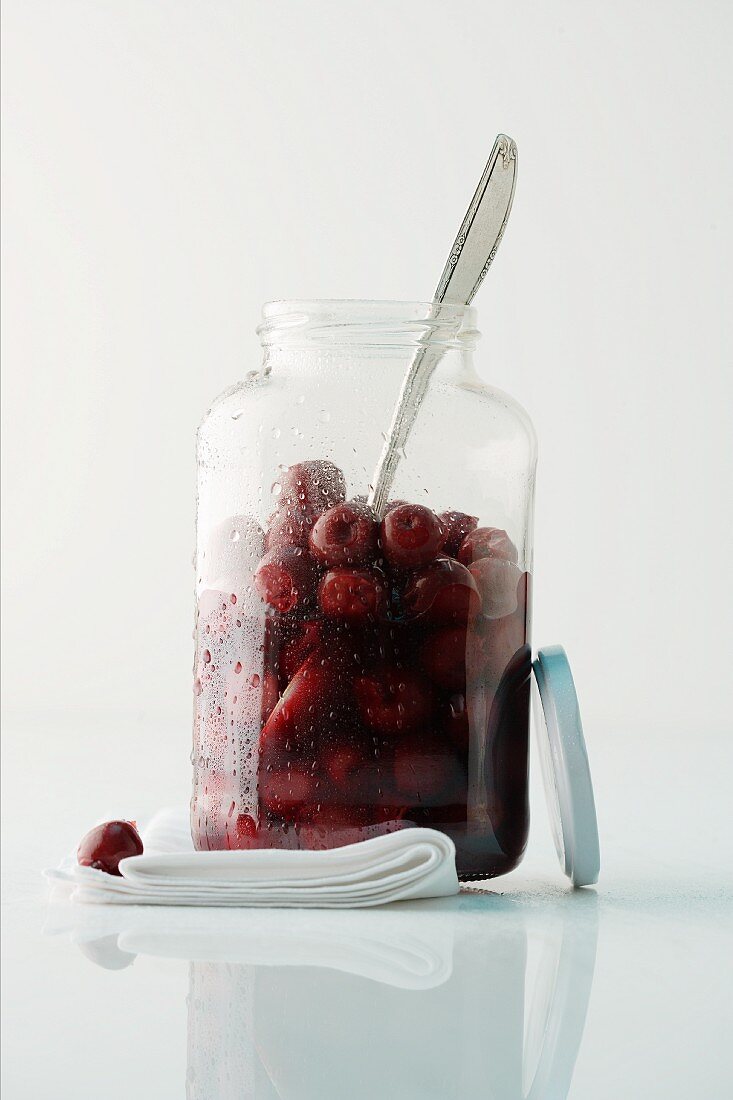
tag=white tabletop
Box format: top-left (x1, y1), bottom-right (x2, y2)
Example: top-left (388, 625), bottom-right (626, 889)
top-left (2, 716), bottom-right (731, 1098)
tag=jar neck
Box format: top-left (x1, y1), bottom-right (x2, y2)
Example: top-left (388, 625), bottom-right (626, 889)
top-left (256, 300), bottom-right (480, 354)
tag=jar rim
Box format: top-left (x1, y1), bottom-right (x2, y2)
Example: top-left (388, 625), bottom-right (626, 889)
top-left (257, 299), bottom-right (479, 350)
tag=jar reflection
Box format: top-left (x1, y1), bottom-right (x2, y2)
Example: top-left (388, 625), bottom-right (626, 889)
top-left (184, 895), bottom-right (598, 1100)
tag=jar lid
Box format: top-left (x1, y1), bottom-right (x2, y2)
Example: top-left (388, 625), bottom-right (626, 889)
top-left (532, 646), bottom-right (600, 887)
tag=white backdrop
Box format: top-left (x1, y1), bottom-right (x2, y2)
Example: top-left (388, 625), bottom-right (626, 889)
top-left (2, 0), bottom-right (731, 748)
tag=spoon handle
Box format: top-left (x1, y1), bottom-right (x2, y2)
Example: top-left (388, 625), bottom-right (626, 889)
top-left (367, 135), bottom-right (517, 517)
top-left (433, 134), bottom-right (517, 306)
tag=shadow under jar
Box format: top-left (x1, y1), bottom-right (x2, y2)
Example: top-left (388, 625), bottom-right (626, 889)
top-left (191, 300), bottom-right (536, 880)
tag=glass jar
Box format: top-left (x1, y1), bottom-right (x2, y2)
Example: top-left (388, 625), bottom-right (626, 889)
top-left (191, 300), bottom-right (536, 879)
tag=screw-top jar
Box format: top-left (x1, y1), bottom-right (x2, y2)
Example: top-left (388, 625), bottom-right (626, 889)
top-left (192, 300), bottom-right (536, 879)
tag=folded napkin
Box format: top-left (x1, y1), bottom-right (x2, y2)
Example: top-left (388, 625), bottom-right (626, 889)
top-left (45, 808), bottom-right (459, 908)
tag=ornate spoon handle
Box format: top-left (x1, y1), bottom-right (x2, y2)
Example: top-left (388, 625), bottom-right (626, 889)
top-left (367, 135), bottom-right (518, 517)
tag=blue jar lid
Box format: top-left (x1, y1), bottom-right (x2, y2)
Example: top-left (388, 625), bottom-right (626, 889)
top-left (532, 646), bottom-right (600, 887)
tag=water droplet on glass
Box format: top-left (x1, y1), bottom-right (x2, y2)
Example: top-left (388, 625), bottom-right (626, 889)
top-left (271, 427), bottom-right (281, 440)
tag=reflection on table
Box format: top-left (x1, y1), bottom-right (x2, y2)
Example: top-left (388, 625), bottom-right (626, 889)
top-left (46, 890), bottom-right (598, 1100)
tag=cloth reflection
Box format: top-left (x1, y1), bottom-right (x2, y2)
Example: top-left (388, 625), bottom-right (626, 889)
top-left (46, 891), bottom-right (598, 1099)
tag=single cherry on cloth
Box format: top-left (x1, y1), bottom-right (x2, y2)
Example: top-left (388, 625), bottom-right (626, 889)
top-left (77, 820), bottom-right (144, 876)
top-left (309, 501), bottom-right (378, 567)
top-left (276, 459), bottom-right (346, 515)
top-left (420, 626), bottom-right (469, 691)
top-left (439, 510), bottom-right (479, 557)
top-left (319, 566), bottom-right (388, 621)
top-left (402, 556), bottom-right (479, 625)
top-left (254, 546), bottom-right (318, 613)
top-left (380, 504), bottom-right (445, 568)
top-left (469, 557), bottom-right (522, 619)
top-left (458, 526), bottom-right (518, 565)
top-left (354, 664), bottom-right (434, 735)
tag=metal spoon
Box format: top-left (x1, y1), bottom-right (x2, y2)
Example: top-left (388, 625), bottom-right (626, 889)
top-left (367, 134), bottom-right (518, 517)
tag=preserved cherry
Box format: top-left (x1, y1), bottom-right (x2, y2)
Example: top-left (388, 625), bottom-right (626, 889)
top-left (192, 459), bottom-right (531, 879)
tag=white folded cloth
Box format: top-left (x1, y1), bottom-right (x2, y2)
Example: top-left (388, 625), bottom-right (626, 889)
top-left (45, 808), bottom-right (459, 908)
